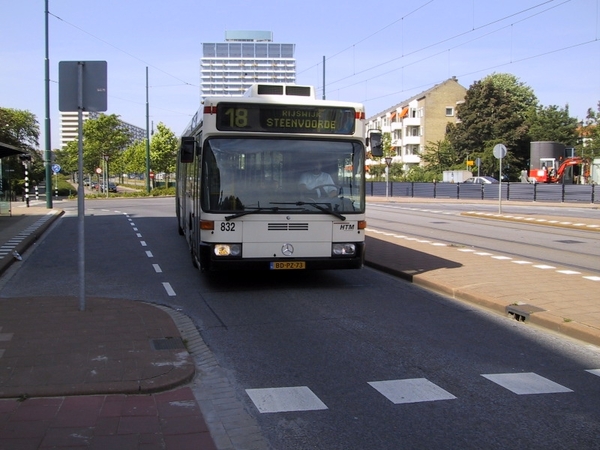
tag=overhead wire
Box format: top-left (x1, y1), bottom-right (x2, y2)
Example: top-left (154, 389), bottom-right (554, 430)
top-left (335, 0), bottom-right (573, 94)
top-left (48, 11), bottom-right (198, 89)
top-left (304, 0), bottom-right (581, 103)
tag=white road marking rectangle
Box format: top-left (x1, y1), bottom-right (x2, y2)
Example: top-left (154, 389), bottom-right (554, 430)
top-left (368, 378), bottom-right (456, 404)
top-left (246, 386), bottom-right (328, 413)
top-left (481, 372), bottom-right (573, 395)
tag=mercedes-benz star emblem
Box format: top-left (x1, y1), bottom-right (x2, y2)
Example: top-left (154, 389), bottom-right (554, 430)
top-left (281, 243), bottom-right (294, 256)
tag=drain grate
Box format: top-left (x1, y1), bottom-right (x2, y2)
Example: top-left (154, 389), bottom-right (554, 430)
top-left (151, 337), bottom-right (185, 350)
top-left (506, 304), bottom-right (546, 322)
top-left (555, 240), bottom-right (584, 244)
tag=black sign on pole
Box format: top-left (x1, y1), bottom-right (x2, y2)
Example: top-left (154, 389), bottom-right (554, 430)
top-left (58, 61), bottom-right (107, 112)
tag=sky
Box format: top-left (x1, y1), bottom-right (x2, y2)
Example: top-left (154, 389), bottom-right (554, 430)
top-left (1, 0), bottom-right (599, 150)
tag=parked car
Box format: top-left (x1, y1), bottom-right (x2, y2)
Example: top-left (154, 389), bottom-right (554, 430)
top-left (100, 182), bottom-right (118, 193)
top-left (463, 176), bottom-right (498, 184)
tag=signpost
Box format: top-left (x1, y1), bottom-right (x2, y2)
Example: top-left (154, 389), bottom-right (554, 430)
top-left (52, 164), bottom-right (60, 199)
top-left (493, 144), bottom-right (507, 213)
top-left (59, 61), bottom-right (107, 312)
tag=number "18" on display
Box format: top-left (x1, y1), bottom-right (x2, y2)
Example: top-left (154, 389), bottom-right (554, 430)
top-left (224, 108), bottom-right (248, 128)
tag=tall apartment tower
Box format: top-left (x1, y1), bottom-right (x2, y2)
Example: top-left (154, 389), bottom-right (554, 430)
top-left (59, 111), bottom-right (145, 149)
top-left (201, 30), bottom-right (296, 99)
top-left (59, 111), bottom-right (90, 149)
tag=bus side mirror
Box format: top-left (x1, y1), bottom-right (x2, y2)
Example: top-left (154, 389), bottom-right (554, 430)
top-left (180, 137), bottom-right (195, 163)
top-left (368, 131), bottom-right (383, 157)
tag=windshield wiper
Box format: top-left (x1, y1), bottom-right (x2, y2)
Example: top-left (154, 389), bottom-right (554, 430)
top-left (224, 206), bottom-right (304, 221)
top-left (272, 202), bottom-right (346, 221)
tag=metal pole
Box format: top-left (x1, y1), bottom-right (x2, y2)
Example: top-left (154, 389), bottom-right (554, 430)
top-left (498, 157), bottom-right (502, 214)
top-left (385, 166), bottom-right (389, 198)
top-left (322, 56), bottom-right (326, 100)
top-left (145, 67), bottom-right (151, 193)
top-left (77, 62), bottom-right (86, 311)
top-left (44, 0), bottom-right (52, 208)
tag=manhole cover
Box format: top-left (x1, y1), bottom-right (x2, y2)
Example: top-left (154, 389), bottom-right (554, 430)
top-left (555, 240), bottom-right (584, 244)
top-left (151, 337), bottom-right (185, 350)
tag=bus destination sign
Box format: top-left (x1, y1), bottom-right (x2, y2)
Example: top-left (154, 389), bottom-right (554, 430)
top-left (216, 103), bottom-right (356, 135)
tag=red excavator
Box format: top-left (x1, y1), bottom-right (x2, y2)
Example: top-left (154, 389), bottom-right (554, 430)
top-left (528, 156), bottom-right (590, 184)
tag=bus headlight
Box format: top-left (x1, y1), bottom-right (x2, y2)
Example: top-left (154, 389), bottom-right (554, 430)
top-left (214, 244), bottom-right (242, 257)
top-left (332, 243), bottom-right (356, 256)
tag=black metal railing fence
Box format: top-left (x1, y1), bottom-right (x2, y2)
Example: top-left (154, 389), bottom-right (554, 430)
top-left (367, 181), bottom-right (598, 204)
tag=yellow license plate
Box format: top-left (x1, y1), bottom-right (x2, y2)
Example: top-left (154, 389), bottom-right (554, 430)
top-left (270, 261), bottom-right (306, 270)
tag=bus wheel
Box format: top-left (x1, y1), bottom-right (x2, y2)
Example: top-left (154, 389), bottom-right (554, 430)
top-left (199, 257), bottom-right (211, 272)
top-left (190, 247), bottom-right (198, 268)
top-left (199, 250), bottom-right (211, 272)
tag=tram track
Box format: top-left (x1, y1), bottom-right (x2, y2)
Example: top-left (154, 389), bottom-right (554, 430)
top-left (366, 204), bottom-right (600, 275)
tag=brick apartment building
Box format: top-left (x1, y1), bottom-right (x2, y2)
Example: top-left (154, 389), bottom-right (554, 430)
top-left (366, 77), bottom-right (467, 170)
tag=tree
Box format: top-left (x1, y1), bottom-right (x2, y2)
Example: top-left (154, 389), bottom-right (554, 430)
top-left (0, 107), bottom-right (39, 150)
top-left (0, 107), bottom-right (44, 194)
top-left (150, 123), bottom-right (178, 183)
top-left (81, 114), bottom-right (132, 179)
top-left (527, 104), bottom-right (579, 145)
top-left (581, 102), bottom-right (600, 159)
top-left (420, 139), bottom-right (461, 176)
top-left (447, 73), bottom-right (537, 178)
top-left (54, 140), bottom-right (79, 180)
top-left (121, 139), bottom-right (148, 176)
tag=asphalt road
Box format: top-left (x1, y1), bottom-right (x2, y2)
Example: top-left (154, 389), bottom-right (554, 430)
top-left (366, 201), bottom-right (600, 274)
top-left (3, 197), bottom-right (600, 449)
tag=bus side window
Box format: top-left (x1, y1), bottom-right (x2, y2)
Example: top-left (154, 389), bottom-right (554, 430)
top-left (180, 137), bottom-right (195, 163)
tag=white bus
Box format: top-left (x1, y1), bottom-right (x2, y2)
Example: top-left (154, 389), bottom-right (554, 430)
top-left (176, 83), bottom-right (382, 272)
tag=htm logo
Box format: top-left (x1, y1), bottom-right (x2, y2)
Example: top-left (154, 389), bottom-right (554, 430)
top-left (339, 224), bottom-right (355, 231)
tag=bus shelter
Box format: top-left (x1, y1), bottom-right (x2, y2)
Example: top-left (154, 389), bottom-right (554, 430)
top-left (0, 142), bottom-right (26, 216)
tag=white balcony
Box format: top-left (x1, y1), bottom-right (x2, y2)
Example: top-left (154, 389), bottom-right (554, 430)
top-left (403, 117), bottom-right (421, 126)
top-left (404, 135), bottom-right (421, 145)
top-left (402, 154), bottom-right (421, 164)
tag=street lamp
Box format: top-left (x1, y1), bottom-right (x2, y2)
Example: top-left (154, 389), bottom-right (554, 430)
top-left (384, 156), bottom-right (392, 198)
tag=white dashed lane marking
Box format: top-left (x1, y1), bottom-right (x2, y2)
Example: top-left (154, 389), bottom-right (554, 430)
top-left (463, 211), bottom-right (600, 232)
top-left (162, 282), bottom-right (176, 296)
top-left (117, 210), bottom-right (176, 297)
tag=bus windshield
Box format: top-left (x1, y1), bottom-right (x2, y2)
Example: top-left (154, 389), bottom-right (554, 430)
top-left (201, 137), bottom-right (365, 215)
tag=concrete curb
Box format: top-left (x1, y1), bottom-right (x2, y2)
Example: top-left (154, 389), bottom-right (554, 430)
top-left (363, 261), bottom-right (600, 349)
top-left (0, 209), bottom-right (64, 276)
